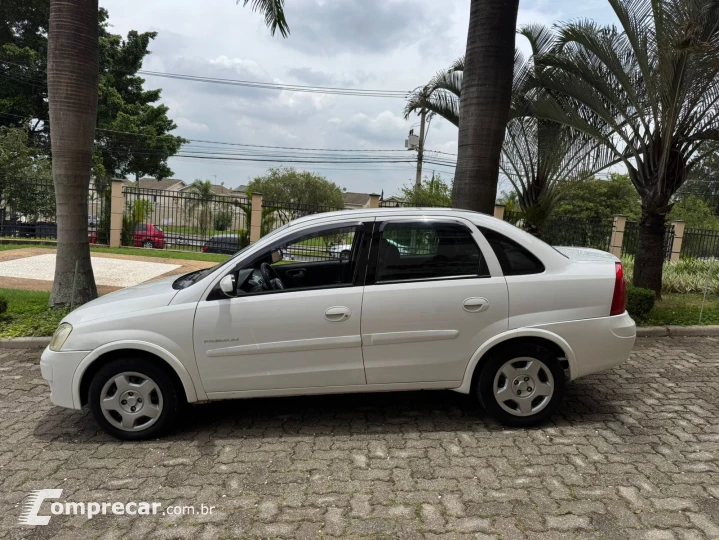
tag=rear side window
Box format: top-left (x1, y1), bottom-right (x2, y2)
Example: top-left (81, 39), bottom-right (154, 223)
top-left (479, 227), bottom-right (545, 276)
top-left (376, 221), bottom-right (489, 282)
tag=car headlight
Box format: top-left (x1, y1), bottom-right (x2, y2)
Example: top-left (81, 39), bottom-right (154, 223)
top-left (49, 323), bottom-right (73, 352)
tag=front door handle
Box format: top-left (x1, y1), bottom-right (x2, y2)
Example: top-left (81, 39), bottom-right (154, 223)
top-left (463, 297), bottom-right (489, 313)
top-left (325, 306), bottom-right (351, 322)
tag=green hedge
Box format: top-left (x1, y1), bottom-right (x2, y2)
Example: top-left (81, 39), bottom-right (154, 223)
top-left (627, 287), bottom-right (655, 319)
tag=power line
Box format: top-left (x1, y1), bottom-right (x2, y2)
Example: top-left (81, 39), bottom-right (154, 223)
top-left (0, 57), bottom-right (411, 98)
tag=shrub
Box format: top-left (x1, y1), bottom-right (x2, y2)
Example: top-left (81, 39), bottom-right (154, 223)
top-left (626, 287), bottom-right (655, 319)
top-left (213, 211), bottom-right (233, 232)
top-left (0, 296), bottom-right (7, 316)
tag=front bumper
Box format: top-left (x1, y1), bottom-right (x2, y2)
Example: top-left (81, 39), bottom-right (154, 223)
top-left (39, 346), bottom-right (90, 409)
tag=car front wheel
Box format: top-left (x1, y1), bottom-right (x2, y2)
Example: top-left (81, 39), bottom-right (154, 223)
top-left (88, 358), bottom-right (180, 440)
top-left (477, 344), bottom-right (565, 427)
top-left (142, 240), bottom-right (154, 249)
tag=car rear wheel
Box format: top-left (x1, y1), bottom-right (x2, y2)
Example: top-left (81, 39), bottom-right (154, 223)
top-left (142, 240), bottom-right (154, 249)
top-left (88, 358), bottom-right (180, 441)
top-left (477, 344), bottom-right (565, 427)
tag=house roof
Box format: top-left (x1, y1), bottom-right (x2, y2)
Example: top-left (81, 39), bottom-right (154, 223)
top-left (132, 178), bottom-right (187, 190)
top-left (343, 192), bottom-right (372, 206)
top-left (179, 183), bottom-right (236, 196)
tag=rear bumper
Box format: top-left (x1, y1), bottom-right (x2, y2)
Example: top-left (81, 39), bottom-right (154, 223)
top-left (533, 312), bottom-right (636, 380)
top-left (39, 347), bottom-right (90, 409)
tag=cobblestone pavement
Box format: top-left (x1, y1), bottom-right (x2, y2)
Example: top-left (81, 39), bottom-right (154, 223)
top-left (1, 337), bottom-right (718, 539)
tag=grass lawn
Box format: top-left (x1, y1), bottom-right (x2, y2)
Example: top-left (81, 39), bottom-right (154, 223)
top-left (0, 288), bottom-right (68, 338)
top-left (639, 293), bottom-right (719, 326)
top-left (0, 242), bottom-right (229, 263)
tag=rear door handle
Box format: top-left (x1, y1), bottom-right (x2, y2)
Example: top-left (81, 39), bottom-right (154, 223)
top-left (463, 297), bottom-right (489, 313)
top-left (325, 306), bottom-right (351, 322)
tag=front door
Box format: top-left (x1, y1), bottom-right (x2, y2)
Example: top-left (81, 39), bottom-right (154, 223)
top-left (193, 222), bottom-right (369, 395)
top-left (360, 218), bottom-right (509, 385)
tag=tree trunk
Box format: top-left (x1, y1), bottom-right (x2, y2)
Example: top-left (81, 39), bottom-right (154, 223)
top-left (48, 0), bottom-right (99, 306)
top-left (452, 0), bottom-right (519, 213)
top-left (633, 208), bottom-right (666, 297)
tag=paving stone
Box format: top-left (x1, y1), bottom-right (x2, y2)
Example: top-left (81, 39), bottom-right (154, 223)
top-left (0, 337), bottom-right (718, 538)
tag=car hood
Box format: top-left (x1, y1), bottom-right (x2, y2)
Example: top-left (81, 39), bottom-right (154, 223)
top-left (63, 276), bottom-right (180, 325)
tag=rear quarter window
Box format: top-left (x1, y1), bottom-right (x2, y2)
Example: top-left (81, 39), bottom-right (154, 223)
top-left (479, 227), bottom-right (545, 276)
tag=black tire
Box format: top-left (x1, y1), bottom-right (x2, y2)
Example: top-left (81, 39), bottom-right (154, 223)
top-left (142, 240), bottom-right (153, 249)
top-left (88, 357), bottom-right (180, 441)
top-left (477, 343), bottom-right (565, 427)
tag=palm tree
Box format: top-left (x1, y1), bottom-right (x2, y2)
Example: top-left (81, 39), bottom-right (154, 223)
top-left (532, 0), bottom-right (719, 295)
top-left (185, 180), bottom-right (216, 235)
top-left (406, 26), bottom-right (618, 236)
top-left (453, 0), bottom-right (520, 214)
top-left (48, 0), bottom-right (100, 306)
top-left (237, 0), bottom-right (289, 37)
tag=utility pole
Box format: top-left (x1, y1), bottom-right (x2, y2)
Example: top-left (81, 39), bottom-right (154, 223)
top-left (415, 108), bottom-right (427, 189)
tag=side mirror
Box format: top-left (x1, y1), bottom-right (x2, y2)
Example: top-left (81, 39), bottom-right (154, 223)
top-left (270, 249), bottom-right (284, 264)
top-left (219, 274), bottom-right (236, 297)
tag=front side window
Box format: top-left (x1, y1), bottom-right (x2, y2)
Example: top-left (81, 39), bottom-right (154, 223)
top-left (376, 221), bottom-right (488, 283)
top-left (224, 224), bottom-right (362, 297)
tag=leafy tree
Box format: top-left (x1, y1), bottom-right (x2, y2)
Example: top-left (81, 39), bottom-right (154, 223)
top-left (532, 0), bottom-right (719, 295)
top-left (399, 173), bottom-right (452, 207)
top-left (667, 195), bottom-right (719, 231)
top-left (0, 126), bottom-right (54, 219)
top-left (247, 167), bottom-right (345, 223)
top-left (677, 142), bottom-right (719, 214)
top-left (553, 174), bottom-right (641, 221)
top-left (213, 210), bottom-right (233, 232)
top-left (185, 180), bottom-right (216, 235)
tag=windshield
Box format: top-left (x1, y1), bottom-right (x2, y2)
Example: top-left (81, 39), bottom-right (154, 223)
top-left (172, 224), bottom-right (291, 290)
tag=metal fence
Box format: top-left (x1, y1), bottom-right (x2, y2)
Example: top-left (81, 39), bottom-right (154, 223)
top-left (262, 200), bottom-right (343, 233)
top-left (542, 216), bottom-right (615, 252)
top-left (122, 186), bottom-right (250, 252)
top-left (503, 211), bottom-right (524, 227)
top-left (0, 177), bottom-right (108, 242)
top-left (379, 200), bottom-right (451, 208)
top-left (682, 228), bottom-right (719, 259)
top-left (621, 221), bottom-right (675, 260)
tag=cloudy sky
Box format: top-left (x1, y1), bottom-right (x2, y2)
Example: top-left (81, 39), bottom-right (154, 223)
top-left (98, 0), bottom-right (620, 196)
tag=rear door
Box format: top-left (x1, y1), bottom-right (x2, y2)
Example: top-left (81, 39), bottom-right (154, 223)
top-left (360, 218), bottom-right (509, 385)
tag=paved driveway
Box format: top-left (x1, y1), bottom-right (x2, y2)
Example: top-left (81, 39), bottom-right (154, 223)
top-left (0, 337), bottom-right (718, 539)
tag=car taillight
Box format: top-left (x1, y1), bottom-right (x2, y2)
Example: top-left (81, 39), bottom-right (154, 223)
top-left (202, 246), bottom-right (208, 252)
top-left (610, 261), bottom-right (626, 316)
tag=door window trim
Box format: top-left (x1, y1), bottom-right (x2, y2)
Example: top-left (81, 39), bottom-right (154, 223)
top-left (205, 220), bottom-right (374, 300)
top-left (366, 218), bottom-right (491, 286)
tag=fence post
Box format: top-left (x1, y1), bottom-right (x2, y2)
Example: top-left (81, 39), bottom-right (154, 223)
top-left (250, 192), bottom-right (263, 243)
top-left (368, 193), bottom-right (380, 208)
top-left (493, 205), bottom-right (505, 220)
top-left (670, 220), bottom-right (685, 263)
top-left (109, 178), bottom-right (124, 248)
top-left (610, 215), bottom-right (627, 258)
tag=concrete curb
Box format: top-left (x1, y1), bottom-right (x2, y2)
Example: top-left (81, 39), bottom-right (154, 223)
top-left (637, 326), bottom-right (719, 337)
top-left (0, 337), bottom-right (50, 349)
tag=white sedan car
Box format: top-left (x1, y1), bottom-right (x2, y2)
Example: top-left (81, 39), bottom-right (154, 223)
top-left (41, 208), bottom-right (636, 440)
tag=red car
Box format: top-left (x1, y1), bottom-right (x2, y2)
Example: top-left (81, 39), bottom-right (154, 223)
top-left (134, 224), bottom-right (165, 249)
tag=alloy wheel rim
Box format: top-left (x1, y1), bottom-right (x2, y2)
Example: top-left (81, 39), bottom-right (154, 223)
top-left (100, 371), bottom-right (163, 432)
top-left (493, 356), bottom-right (554, 417)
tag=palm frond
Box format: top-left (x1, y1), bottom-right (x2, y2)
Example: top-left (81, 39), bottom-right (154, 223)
top-left (240, 0), bottom-right (290, 38)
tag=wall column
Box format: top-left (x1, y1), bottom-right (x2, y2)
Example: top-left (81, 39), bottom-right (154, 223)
top-left (493, 204), bottom-right (505, 220)
top-left (109, 178), bottom-right (124, 248)
top-left (610, 215), bottom-right (627, 258)
top-left (250, 192), bottom-right (263, 244)
top-left (670, 220), bottom-right (685, 263)
top-left (368, 193), bottom-right (380, 208)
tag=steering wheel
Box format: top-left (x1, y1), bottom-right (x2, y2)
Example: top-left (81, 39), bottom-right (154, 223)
top-left (259, 262), bottom-right (285, 291)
